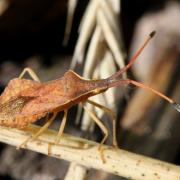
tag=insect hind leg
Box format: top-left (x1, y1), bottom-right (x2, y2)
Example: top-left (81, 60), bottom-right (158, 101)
top-left (83, 105), bottom-right (108, 163)
top-left (18, 112), bottom-right (57, 149)
top-left (19, 67), bottom-right (41, 82)
top-left (86, 99), bottom-right (118, 148)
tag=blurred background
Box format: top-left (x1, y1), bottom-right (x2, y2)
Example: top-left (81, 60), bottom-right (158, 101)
top-left (0, 0), bottom-right (179, 179)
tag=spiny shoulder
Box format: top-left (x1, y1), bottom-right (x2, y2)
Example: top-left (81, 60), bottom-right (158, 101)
top-left (63, 70), bottom-right (88, 81)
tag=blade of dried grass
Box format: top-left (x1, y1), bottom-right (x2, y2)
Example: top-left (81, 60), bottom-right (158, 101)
top-left (0, 125), bottom-right (179, 180)
top-left (63, 0), bottom-right (78, 46)
top-left (70, 0), bottom-right (99, 68)
top-left (97, 9), bottom-right (126, 75)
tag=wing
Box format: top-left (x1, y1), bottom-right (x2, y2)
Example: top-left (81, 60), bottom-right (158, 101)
top-left (0, 96), bottom-right (46, 128)
top-left (0, 78), bottom-right (41, 104)
top-left (0, 77), bottom-right (68, 127)
top-left (0, 78), bottom-right (45, 128)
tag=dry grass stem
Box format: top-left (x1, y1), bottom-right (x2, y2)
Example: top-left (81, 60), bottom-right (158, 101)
top-left (97, 8), bottom-right (125, 72)
top-left (0, 125), bottom-right (180, 180)
top-left (63, 0), bottom-right (78, 46)
top-left (70, 0), bottom-right (98, 68)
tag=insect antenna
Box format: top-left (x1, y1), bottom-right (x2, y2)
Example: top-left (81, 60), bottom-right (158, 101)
top-left (108, 79), bottom-right (180, 112)
top-left (106, 31), bottom-right (180, 112)
top-left (108, 31), bottom-right (156, 81)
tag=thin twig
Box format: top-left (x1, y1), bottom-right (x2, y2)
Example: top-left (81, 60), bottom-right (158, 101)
top-left (0, 125), bottom-right (179, 180)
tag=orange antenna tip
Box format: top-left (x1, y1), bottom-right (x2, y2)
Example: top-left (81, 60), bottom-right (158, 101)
top-left (172, 102), bottom-right (180, 112)
top-left (149, 31), bottom-right (156, 38)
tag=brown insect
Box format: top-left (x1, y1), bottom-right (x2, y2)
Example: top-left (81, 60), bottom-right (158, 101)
top-left (0, 31), bottom-right (179, 162)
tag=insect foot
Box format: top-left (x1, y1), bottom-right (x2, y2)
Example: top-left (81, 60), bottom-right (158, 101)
top-left (98, 145), bottom-right (106, 164)
top-left (17, 135), bottom-right (33, 149)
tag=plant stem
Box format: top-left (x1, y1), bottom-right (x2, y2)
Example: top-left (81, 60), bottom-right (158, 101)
top-left (0, 125), bottom-right (179, 180)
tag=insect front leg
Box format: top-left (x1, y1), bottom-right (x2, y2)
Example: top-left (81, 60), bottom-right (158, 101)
top-left (83, 105), bottom-right (108, 163)
top-left (55, 110), bottom-right (68, 144)
top-left (18, 112), bottom-right (57, 149)
top-left (19, 67), bottom-right (41, 82)
top-left (86, 99), bottom-right (118, 148)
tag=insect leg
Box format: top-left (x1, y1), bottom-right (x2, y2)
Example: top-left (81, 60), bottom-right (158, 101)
top-left (19, 67), bottom-right (41, 82)
top-left (86, 99), bottom-right (118, 148)
top-left (18, 112), bottom-right (57, 148)
top-left (83, 105), bottom-right (108, 163)
top-left (55, 110), bottom-right (68, 144)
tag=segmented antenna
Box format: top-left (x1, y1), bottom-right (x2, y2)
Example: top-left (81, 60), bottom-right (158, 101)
top-left (108, 31), bottom-right (156, 81)
top-left (106, 31), bottom-right (180, 113)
